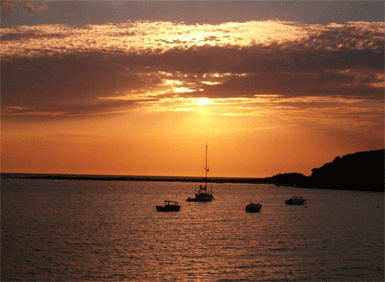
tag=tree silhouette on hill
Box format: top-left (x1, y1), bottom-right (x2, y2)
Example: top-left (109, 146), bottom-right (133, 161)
top-left (271, 149), bottom-right (384, 192)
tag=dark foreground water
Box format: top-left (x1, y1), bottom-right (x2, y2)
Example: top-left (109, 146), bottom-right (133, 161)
top-left (1, 179), bottom-right (384, 281)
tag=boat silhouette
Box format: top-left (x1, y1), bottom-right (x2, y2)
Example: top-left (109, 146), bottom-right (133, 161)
top-left (186, 145), bottom-right (214, 202)
top-left (285, 196), bottom-right (306, 205)
top-left (156, 200), bottom-right (181, 212)
top-left (245, 203), bottom-right (262, 212)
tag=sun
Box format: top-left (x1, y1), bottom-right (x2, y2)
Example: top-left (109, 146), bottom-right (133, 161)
top-left (197, 97), bottom-right (212, 106)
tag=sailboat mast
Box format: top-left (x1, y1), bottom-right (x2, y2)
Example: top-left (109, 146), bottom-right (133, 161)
top-left (205, 144), bottom-right (208, 179)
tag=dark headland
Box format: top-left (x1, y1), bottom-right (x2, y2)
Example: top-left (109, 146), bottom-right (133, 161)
top-left (267, 149), bottom-right (384, 192)
top-left (1, 149), bottom-right (383, 192)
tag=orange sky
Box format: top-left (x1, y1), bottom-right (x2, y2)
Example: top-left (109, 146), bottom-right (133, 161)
top-left (1, 2), bottom-right (384, 178)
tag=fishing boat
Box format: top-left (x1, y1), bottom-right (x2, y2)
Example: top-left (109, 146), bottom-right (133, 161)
top-left (245, 203), bottom-right (262, 213)
top-left (156, 200), bottom-right (181, 212)
top-left (285, 196), bottom-right (306, 205)
top-left (186, 145), bottom-right (214, 202)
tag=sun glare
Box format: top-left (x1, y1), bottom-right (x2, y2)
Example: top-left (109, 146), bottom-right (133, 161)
top-left (197, 97), bottom-right (212, 106)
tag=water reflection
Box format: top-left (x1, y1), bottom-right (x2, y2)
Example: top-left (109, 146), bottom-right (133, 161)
top-left (1, 180), bottom-right (384, 281)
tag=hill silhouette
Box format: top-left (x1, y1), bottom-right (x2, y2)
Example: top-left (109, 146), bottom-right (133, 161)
top-left (2, 149), bottom-right (383, 192)
top-left (271, 149), bottom-right (384, 192)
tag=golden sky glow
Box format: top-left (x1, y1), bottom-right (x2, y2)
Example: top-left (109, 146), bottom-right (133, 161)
top-left (1, 2), bottom-right (384, 177)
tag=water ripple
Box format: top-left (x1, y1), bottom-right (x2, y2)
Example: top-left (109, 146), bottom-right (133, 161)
top-left (2, 179), bottom-right (384, 281)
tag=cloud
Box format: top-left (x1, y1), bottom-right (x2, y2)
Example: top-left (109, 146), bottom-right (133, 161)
top-left (24, 1), bottom-right (48, 14)
top-left (1, 1), bottom-right (48, 17)
top-left (1, 29), bottom-right (68, 42)
top-left (1, 1), bottom-right (16, 17)
top-left (1, 20), bottom-right (383, 119)
top-left (1, 99), bottom-right (142, 118)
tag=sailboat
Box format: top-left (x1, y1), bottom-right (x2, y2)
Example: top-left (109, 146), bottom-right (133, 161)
top-left (186, 145), bottom-right (214, 202)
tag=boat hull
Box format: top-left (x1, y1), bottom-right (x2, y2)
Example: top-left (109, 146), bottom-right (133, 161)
top-left (285, 197), bottom-right (306, 205)
top-left (245, 203), bottom-right (262, 213)
top-left (156, 206), bottom-right (180, 212)
top-left (186, 193), bottom-right (214, 202)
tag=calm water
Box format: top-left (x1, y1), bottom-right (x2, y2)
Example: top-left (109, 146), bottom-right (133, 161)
top-left (1, 179), bottom-right (384, 281)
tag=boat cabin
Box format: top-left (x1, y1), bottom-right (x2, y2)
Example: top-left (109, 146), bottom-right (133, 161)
top-left (156, 200), bottom-right (181, 212)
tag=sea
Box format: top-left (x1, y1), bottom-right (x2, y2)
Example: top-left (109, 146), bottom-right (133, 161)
top-left (1, 178), bottom-right (384, 281)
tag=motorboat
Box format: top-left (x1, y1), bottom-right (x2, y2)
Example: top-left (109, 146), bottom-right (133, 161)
top-left (186, 184), bottom-right (214, 202)
top-left (186, 145), bottom-right (214, 202)
top-left (156, 200), bottom-right (181, 212)
top-left (245, 203), bottom-right (262, 213)
top-left (285, 196), bottom-right (306, 205)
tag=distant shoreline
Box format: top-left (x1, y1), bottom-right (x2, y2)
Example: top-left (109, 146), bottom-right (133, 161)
top-left (2, 149), bottom-right (383, 192)
top-left (0, 173), bottom-right (271, 184)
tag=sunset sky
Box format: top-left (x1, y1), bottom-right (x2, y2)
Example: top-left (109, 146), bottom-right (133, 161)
top-left (1, 1), bottom-right (384, 178)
